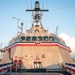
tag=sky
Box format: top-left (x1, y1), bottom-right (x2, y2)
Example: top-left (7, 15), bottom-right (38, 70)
top-left (0, 0), bottom-right (75, 58)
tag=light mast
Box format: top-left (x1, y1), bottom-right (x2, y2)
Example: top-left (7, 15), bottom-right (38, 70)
top-left (26, 0), bottom-right (49, 26)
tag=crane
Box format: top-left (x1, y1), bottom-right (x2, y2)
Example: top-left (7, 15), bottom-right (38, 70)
top-left (13, 17), bottom-right (26, 35)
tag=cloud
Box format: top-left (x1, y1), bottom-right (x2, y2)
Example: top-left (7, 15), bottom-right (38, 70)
top-left (58, 33), bottom-right (75, 59)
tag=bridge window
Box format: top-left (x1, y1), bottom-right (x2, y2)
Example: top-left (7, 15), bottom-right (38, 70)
top-left (38, 36), bottom-right (42, 41)
top-left (26, 36), bottom-right (31, 41)
top-left (21, 36), bottom-right (25, 40)
top-left (15, 38), bottom-right (19, 42)
top-left (32, 36), bottom-right (37, 41)
top-left (49, 36), bottom-right (55, 41)
top-left (56, 37), bottom-right (60, 43)
top-left (44, 36), bottom-right (48, 41)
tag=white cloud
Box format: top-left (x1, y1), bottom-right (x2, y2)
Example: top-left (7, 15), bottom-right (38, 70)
top-left (58, 33), bottom-right (75, 59)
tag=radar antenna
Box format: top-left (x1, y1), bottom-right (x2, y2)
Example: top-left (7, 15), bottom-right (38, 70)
top-left (26, 0), bottom-right (49, 26)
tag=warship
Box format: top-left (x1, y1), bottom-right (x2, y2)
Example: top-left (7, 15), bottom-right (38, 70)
top-left (0, 0), bottom-right (75, 75)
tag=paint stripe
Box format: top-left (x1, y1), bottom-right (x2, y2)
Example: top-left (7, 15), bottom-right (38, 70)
top-left (66, 67), bottom-right (75, 72)
top-left (0, 69), bottom-right (2, 72)
top-left (0, 63), bottom-right (12, 73)
top-left (4, 43), bottom-right (71, 52)
top-left (64, 63), bottom-right (75, 73)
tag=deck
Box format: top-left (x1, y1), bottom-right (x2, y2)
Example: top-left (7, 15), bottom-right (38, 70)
top-left (0, 72), bottom-right (64, 75)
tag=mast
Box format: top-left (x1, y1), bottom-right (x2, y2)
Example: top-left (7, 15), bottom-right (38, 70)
top-left (26, 0), bottom-right (49, 26)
